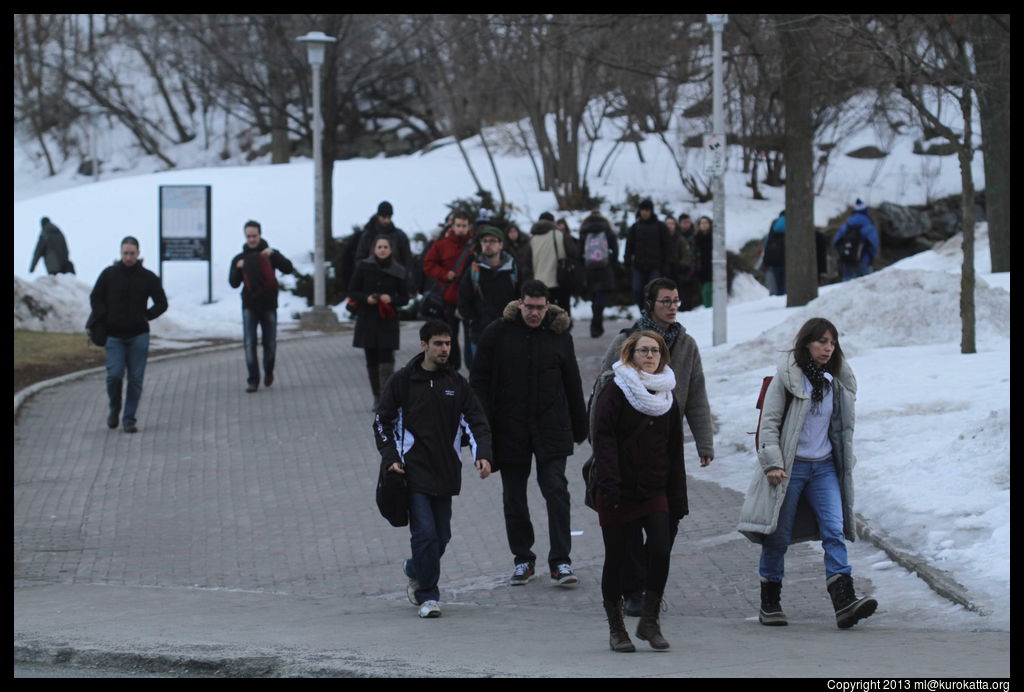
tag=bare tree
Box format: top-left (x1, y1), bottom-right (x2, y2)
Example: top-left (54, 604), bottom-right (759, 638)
top-left (847, 14), bottom-right (982, 353)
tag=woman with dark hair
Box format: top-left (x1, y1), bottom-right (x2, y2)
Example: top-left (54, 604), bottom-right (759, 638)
top-left (693, 215), bottom-right (714, 308)
top-left (505, 223), bottom-right (532, 274)
top-left (738, 317), bottom-right (877, 629)
top-left (593, 329), bottom-right (685, 653)
top-left (348, 235), bottom-right (409, 409)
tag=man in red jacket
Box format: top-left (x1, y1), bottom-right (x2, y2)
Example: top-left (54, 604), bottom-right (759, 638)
top-left (422, 210), bottom-right (475, 372)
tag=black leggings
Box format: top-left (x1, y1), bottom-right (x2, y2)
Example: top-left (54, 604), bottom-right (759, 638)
top-left (601, 511), bottom-right (671, 603)
top-left (363, 347), bottom-right (395, 367)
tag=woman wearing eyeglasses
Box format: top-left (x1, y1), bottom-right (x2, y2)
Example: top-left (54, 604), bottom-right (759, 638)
top-left (592, 329), bottom-right (685, 653)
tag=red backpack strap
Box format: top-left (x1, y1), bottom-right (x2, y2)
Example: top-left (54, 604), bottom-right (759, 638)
top-left (754, 376), bottom-right (773, 448)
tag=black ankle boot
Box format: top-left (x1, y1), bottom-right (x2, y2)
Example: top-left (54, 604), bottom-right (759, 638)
top-left (759, 580), bottom-right (788, 626)
top-left (827, 574), bottom-right (877, 629)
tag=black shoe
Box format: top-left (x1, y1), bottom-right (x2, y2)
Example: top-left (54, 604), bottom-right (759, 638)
top-left (827, 574), bottom-right (877, 629)
top-left (246, 384), bottom-right (258, 393)
top-left (264, 373), bottom-right (274, 387)
top-left (759, 580), bottom-right (788, 626)
top-left (107, 413), bottom-right (119, 429)
top-left (123, 423), bottom-right (138, 434)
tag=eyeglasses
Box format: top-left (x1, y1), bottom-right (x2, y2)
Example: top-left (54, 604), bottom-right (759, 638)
top-left (655, 298), bottom-right (681, 306)
top-left (636, 347), bottom-right (660, 356)
top-left (480, 237), bottom-right (501, 244)
top-left (521, 303), bottom-right (548, 312)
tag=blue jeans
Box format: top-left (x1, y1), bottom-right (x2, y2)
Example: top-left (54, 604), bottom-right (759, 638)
top-left (759, 458), bottom-right (850, 582)
top-left (106, 332), bottom-right (150, 426)
top-left (407, 492), bottom-right (453, 603)
top-left (243, 307), bottom-right (277, 386)
top-left (632, 267), bottom-right (662, 311)
top-left (839, 261), bottom-right (872, 282)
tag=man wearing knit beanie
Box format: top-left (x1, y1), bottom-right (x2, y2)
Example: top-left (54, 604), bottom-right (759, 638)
top-left (354, 200), bottom-right (413, 291)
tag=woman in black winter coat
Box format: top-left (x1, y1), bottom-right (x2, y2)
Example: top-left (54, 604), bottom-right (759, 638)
top-left (592, 330), bottom-right (684, 653)
top-left (693, 216), bottom-right (714, 308)
top-left (348, 235), bottom-right (409, 409)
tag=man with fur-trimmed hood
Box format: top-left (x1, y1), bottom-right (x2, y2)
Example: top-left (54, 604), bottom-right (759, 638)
top-left (469, 279), bottom-right (588, 589)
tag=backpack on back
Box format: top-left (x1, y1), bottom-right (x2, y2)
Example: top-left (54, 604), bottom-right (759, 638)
top-left (584, 232), bottom-right (610, 269)
top-left (836, 224), bottom-right (864, 265)
top-left (753, 375), bottom-right (793, 449)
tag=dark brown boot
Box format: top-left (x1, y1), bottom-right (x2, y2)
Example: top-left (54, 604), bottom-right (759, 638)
top-left (603, 599), bottom-right (636, 653)
top-left (635, 591), bottom-right (670, 650)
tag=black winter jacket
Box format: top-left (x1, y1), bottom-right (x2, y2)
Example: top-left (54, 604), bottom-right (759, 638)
top-left (228, 239), bottom-right (294, 310)
top-left (348, 257), bottom-right (409, 350)
top-left (89, 260), bottom-right (168, 339)
top-left (374, 352), bottom-right (493, 497)
top-left (457, 251), bottom-right (519, 341)
top-left (592, 382), bottom-right (687, 518)
top-left (625, 216), bottom-right (671, 273)
top-left (355, 217), bottom-right (413, 286)
top-left (469, 301), bottom-right (588, 466)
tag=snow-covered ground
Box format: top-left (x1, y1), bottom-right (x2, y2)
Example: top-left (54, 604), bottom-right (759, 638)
top-left (14, 112), bottom-right (1008, 632)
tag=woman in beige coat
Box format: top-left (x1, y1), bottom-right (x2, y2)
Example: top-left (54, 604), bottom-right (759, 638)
top-left (738, 317), bottom-right (877, 629)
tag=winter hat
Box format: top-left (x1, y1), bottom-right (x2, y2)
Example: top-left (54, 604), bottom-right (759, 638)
top-left (853, 198), bottom-right (868, 212)
top-left (477, 226), bottom-right (505, 243)
top-left (638, 199), bottom-right (655, 212)
top-left (377, 201), bottom-right (394, 217)
top-left (476, 208), bottom-right (493, 223)
top-left (538, 212), bottom-right (555, 222)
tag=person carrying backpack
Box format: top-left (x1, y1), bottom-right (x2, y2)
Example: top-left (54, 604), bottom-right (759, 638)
top-left (579, 211), bottom-right (619, 338)
top-left (761, 211), bottom-right (787, 296)
top-left (832, 199), bottom-right (880, 282)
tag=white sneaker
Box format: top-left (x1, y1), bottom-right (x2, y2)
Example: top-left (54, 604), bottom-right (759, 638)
top-left (418, 600), bottom-right (442, 618)
top-left (403, 559), bottom-right (420, 606)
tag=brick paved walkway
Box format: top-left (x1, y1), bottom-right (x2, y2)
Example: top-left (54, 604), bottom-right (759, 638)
top-left (14, 318), bottom-right (870, 626)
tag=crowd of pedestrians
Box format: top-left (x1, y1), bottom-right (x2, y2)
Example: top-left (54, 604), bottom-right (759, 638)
top-left (78, 195), bottom-right (878, 647)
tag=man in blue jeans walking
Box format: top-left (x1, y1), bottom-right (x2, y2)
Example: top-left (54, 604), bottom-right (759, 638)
top-left (374, 320), bottom-right (493, 618)
top-left (89, 236), bottom-right (168, 433)
top-left (229, 220), bottom-right (294, 393)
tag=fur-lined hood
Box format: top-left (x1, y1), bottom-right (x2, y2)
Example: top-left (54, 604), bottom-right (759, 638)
top-left (501, 299), bottom-right (572, 334)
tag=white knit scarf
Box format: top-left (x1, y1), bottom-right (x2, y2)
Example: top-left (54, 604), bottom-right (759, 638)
top-left (612, 360), bottom-right (676, 416)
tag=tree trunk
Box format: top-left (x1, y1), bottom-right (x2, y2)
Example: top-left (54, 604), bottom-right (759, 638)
top-left (958, 93), bottom-right (976, 354)
top-left (479, 130), bottom-right (506, 208)
top-left (973, 26), bottom-right (1010, 273)
top-left (780, 16), bottom-right (817, 308)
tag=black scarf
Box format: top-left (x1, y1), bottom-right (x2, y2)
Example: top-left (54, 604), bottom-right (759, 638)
top-left (637, 312), bottom-right (682, 351)
top-left (800, 358), bottom-right (829, 415)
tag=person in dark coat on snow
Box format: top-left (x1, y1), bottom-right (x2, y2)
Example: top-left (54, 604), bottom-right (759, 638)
top-left (348, 234), bottom-right (410, 409)
top-left (30, 216), bottom-right (75, 275)
top-left (228, 220), bottom-right (295, 393)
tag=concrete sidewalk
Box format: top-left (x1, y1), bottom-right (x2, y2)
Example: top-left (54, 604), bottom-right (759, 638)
top-left (13, 319), bottom-right (1010, 677)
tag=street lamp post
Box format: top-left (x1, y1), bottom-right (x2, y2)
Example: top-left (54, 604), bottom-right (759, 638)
top-left (297, 30), bottom-right (338, 328)
top-left (84, 104), bottom-right (105, 181)
top-left (707, 14), bottom-right (728, 346)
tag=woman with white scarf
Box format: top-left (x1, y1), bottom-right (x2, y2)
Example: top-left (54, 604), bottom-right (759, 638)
top-left (592, 330), bottom-right (686, 653)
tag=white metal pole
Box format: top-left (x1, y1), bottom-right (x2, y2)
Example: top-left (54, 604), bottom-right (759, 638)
top-left (710, 16), bottom-right (728, 346)
top-left (312, 60), bottom-right (326, 312)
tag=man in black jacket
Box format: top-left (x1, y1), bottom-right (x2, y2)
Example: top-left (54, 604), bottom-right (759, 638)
top-left (457, 226), bottom-right (519, 362)
top-left (625, 199), bottom-right (671, 311)
top-left (470, 280), bottom-right (588, 588)
top-left (354, 201), bottom-right (413, 289)
top-left (30, 216), bottom-right (75, 275)
top-left (89, 236), bottom-right (168, 433)
top-left (374, 320), bottom-right (493, 618)
top-left (229, 220), bottom-right (294, 393)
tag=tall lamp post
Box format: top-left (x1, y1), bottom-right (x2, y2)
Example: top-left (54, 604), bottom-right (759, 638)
top-left (297, 30), bottom-right (338, 328)
top-left (707, 14), bottom-right (728, 346)
top-left (84, 104), bottom-right (105, 181)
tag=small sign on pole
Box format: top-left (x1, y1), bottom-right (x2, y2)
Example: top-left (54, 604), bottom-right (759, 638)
top-left (703, 134), bottom-right (726, 177)
top-left (159, 185), bottom-right (212, 304)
